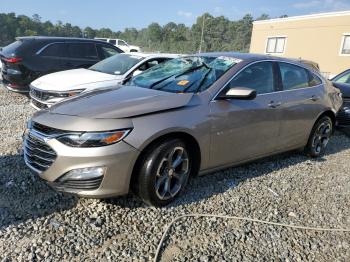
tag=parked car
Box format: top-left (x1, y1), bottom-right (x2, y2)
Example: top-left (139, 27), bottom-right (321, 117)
top-left (23, 53), bottom-right (342, 206)
top-left (94, 38), bottom-right (141, 53)
top-left (0, 37), bottom-right (123, 92)
top-left (29, 53), bottom-right (178, 110)
top-left (331, 69), bottom-right (350, 126)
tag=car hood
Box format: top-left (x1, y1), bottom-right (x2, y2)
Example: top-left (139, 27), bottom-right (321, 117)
top-left (332, 82), bottom-right (350, 98)
top-left (31, 68), bottom-right (123, 91)
top-left (48, 85), bottom-right (194, 119)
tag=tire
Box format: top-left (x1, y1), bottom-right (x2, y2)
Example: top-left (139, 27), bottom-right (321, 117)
top-left (304, 116), bottom-right (333, 157)
top-left (135, 139), bottom-right (192, 206)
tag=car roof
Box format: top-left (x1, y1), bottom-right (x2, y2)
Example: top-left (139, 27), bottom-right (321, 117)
top-left (188, 52), bottom-right (316, 68)
top-left (16, 36), bottom-right (110, 44)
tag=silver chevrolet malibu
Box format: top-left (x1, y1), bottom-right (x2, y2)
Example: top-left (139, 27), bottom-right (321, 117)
top-left (23, 53), bottom-right (342, 206)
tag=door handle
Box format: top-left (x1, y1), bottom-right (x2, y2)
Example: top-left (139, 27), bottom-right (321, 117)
top-left (268, 101), bottom-right (282, 108)
top-left (309, 95), bottom-right (320, 102)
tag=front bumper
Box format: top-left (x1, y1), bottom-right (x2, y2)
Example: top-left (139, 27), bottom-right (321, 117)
top-left (24, 130), bottom-right (139, 198)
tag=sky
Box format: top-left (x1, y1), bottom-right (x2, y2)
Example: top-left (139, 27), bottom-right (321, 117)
top-left (1, 0), bottom-right (350, 31)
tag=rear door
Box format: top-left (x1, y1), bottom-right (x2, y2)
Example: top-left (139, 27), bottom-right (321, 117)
top-left (36, 42), bottom-right (67, 75)
top-left (61, 42), bottom-right (100, 70)
top-left (209, 61), bottom-right (283, 167)
top-left (275, 62), bottom-right (325, 149)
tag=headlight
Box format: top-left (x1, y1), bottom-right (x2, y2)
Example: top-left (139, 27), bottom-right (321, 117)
top-left (56, 129), bottom-right (131, 147)
top-left (58, 89), bottom-right (85, 98)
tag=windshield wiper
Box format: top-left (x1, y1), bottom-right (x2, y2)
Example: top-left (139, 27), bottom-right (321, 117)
top-left (150, 62), bottom-right (211, 90)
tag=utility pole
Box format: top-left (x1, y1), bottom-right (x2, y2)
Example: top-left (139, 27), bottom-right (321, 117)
top-left (198, 15), bottom-right (206, 53)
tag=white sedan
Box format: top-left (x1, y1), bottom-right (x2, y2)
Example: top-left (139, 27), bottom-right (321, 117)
top-left (29, 53), bottom-right (179, 110)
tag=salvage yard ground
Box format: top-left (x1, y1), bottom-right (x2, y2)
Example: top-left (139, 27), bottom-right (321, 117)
top-left (0, 84), bottom-right (349, 261)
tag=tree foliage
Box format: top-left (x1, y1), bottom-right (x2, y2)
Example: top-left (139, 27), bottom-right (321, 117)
top-left (0, 12), bottom-right (264, 53)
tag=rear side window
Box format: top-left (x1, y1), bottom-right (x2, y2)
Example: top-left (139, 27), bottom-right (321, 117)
top-left (67, 43), bottom-right (98, 59)
top-left (279, 63), bottom-right (309, 90)
top-left (2, 40), bottom-right (24, 56)
top-left (228, 61), bottom-right (275, 94)
top-left (40, 43), bottom-right (66, 57)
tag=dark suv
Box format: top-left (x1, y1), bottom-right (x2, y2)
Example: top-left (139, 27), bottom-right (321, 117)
top-left (0, 37), bottom-right (123, 92)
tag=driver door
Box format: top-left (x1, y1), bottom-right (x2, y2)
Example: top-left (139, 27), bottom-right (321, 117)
top-left (209, 61), bottom-right (283, 167)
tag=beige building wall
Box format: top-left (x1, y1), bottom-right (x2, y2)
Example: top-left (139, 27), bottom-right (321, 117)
top-left (250, 11), bottom-right (350, 77)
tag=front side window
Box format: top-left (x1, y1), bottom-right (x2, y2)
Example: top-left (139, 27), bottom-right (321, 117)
top-left (228, 62), bottom-right (275, 94)
top-left (89, 53), bottom-right (143, 75)
top-left (129, 56), bottom-right (239, 93)
top-left (279, 63), bottom-right (309, 90)
top-left (67, 43), bottom-right (98, 59)
top-left (341, 35), bottom-right (350, 55)
top-left (40, 43), bottom-right (66, 57)
top-left (266, 37), bottom-right (286, 54)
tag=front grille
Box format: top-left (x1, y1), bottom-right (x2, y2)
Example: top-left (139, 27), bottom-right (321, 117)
top-left (52, 177), bottom-right (103, 191)
top-left (336, 99), bottom-right (350, 126)
top-left (24, 132), bottom-right (57, 172)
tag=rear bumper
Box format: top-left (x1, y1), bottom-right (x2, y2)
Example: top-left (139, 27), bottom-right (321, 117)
top-left (2, 74), bottom-right (30, 92)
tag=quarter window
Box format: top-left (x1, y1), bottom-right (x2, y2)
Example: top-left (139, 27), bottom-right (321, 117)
top-left (266, 37), bottom-right (286, 54)
top-left (40, 43), bottom-right (66, 57)
top-left (279, 63), bottom-right (309, 90)
top-left (67, 43), bottom-right (98, 59)
top-left (228, 62), bottom-right (275, 94)
top-left (341, 35), bottom-right (350, 55)
top-left (309, 72), bottom-right (322, 87)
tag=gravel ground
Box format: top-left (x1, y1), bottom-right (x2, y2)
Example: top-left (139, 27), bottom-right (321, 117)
top-left (0, 84), bottom-right (350, 261)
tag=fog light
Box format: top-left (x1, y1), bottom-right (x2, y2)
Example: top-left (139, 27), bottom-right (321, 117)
top-left (60, 167), bottom-right (106, 181)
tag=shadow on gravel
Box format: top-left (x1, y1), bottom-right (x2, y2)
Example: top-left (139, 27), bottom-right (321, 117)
top-left (105, 130), bottom-right (350, 209)
top-left (169, 130), bottom-right (350, 207)
top-left (0, 154), bottom-right (78, 229)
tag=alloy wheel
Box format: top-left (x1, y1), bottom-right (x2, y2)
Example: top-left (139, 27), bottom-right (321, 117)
top-left (312, 121), bottom-right (332, 154)
top-left (154, 146), bottom-right (190, 200)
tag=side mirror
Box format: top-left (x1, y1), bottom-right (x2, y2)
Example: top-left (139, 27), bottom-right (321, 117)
top-left (217, 87), bottom-right (257, 100)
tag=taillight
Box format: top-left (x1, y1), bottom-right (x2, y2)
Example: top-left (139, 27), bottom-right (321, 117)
top-left (4, 57), bottom-right (22, 63)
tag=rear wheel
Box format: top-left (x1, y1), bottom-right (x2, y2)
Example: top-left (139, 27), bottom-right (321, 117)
top-left (135, 139), bottom-right (191, 206)
top-left (304, 116), bottom-right (333, 157)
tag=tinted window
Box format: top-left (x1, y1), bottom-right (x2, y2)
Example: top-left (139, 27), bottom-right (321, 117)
top-left (279, 63), bottom-right (309, 90)
top-left (67, 43), bottom-right (98, 59)
top-left (229, 62), bottom-right (275, 94)
top-left (2, 40), bottom-right (24, 56)
top-left (40, 43), bottom-right (66, 57)
top-left (309, 72), bottom-right (322, 86)
top-left (109, 39), bottom-right (117, 45)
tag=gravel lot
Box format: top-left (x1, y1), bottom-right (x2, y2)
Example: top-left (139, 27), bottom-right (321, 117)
top-left (0, 84), bottom-right (349, 261)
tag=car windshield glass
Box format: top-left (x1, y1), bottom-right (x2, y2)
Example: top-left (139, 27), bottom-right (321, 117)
top-left (128, 56), bottom-right (240, 93)
top-left (89, 53), bottom-right (143, 75)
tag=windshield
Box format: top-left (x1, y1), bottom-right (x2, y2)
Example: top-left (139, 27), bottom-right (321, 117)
top-left (128, 56), bottom-right (240, 93)
top-left (89, 53), bottom-right (143, 75)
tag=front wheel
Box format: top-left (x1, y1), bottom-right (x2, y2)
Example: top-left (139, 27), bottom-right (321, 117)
top-left (135, 139), bottom-right (192, 206)
top-left (304, 116), bottom-right (333, 157)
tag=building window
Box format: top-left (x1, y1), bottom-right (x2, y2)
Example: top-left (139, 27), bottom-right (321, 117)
top-left (341, 35), bottom-right (350, 55)
top-left (266, 37), bottom-right (286, 54)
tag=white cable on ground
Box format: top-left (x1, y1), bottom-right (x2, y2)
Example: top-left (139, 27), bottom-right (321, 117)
top-left (154, 213), bottom-right (350, 262)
